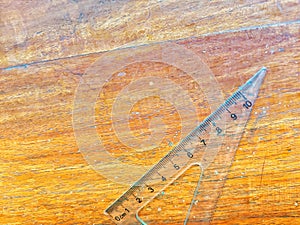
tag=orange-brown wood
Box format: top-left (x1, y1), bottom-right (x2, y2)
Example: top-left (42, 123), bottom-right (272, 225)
top-left (0, 1), bottom-right (299, 224)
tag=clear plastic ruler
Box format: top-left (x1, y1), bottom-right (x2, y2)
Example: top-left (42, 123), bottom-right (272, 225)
top-left (104, 67), bottom-right (267, 224)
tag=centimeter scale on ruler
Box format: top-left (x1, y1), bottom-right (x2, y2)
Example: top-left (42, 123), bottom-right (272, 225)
top-left (105, 67), bottom-right (267, 224)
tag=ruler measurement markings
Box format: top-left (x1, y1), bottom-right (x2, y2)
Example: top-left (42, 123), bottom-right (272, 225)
top-left (105, 68), bottom-right (267, 224)
top-left (239, 91), bottom-right (248, 100)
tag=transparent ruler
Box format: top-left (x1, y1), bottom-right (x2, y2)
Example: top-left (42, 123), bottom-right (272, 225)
top-left (104, 67), bottom-right (267, 224)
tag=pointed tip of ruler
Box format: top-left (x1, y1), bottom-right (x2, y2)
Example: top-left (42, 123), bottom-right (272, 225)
top-left (252, 66), bottom-right (267, 84)
top-left (254, 67), bottom-right (267, 79)
top-left (261, 66), bottom-right (267, 71)
top-left (240, 67), bottom-right (267, 91)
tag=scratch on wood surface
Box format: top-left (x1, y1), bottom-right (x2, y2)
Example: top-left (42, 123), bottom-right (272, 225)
top-left (260, 153), bottom-right (267, 187)
top-left (200, 20), bottom-right (300, 37)
top-left (2, 20), bottom-right (299, 71)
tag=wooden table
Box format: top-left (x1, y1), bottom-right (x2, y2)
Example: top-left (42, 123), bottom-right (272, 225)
top-left (1, 1), bottom-right (299, 224)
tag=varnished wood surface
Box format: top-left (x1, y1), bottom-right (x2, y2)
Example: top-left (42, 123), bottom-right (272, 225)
top-left (0, 1), bottom-right (299, 224)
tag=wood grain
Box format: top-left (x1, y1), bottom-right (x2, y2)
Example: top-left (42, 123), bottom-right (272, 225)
top-left (0, 0), bottom-right (299, 224)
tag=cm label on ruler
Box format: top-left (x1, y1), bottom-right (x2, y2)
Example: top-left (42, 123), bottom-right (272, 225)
top-left (72, 43), bottom-right (266, 224)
